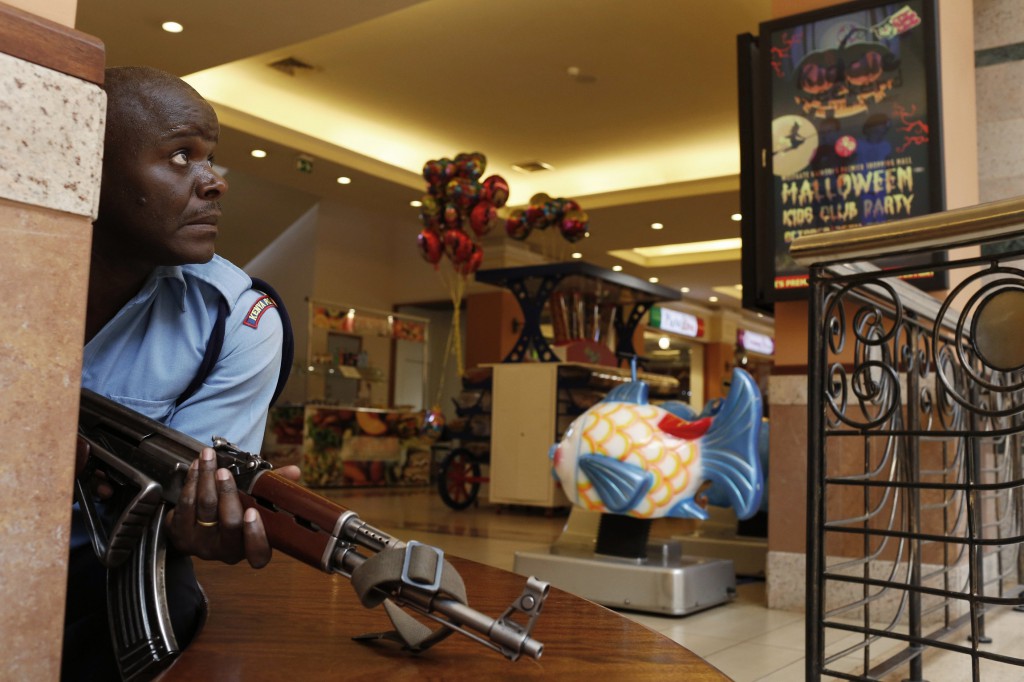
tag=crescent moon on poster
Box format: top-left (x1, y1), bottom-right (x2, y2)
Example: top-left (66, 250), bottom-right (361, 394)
top-left (771, 115), bottom-right (818, 177)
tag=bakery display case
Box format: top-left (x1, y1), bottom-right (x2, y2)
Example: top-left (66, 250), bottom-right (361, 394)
top-left (262, 300), bottom-right (433, 488)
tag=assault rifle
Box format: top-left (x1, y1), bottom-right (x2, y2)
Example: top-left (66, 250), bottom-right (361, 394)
top-left (76, 389), bottom-right (548, 681)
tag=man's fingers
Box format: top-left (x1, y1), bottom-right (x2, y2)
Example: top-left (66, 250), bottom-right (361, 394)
top-left (173, 459), bottom-right (200, 530)
top-left (278, 465), bottom-right (302, 482)
top-left (243, 507), bottom-right (272, 569)
top-left (167, 450), bottom-right (275, 568)
top-left (195, 448), bottom-right (220, 525)
top-left (216, 468), bottom-right (244, 529)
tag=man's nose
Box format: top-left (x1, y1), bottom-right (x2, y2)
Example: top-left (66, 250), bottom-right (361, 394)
top-left (198, 165), bottom-right (228, 199)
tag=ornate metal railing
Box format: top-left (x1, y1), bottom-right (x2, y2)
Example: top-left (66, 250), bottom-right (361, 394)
top-left (791, 196), bottom-right (1024, 681)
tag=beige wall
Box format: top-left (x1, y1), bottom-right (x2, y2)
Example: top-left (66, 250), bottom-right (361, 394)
top-left (975, 0), bottom-right (1024, 203)
top-left (8, 0), bottom-right (76, 26)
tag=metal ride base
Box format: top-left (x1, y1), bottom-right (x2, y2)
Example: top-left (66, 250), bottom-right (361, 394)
top-left (514, 538), bottom-right (737, 616)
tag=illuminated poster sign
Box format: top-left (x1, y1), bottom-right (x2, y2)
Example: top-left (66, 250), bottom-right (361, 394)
top-left (759, 0), bottom-right (945, 299)
top-left (649, 307), bottom-right (704, 338)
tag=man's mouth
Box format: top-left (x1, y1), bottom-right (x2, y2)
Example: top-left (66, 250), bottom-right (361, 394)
top-left (184, 213), bottom-right (220, 226)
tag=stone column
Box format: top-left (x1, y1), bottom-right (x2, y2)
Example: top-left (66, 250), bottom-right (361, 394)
top-left (0, 3), bottom-right (105, 679)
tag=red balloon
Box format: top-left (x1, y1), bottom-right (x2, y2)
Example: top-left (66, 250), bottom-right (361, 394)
top-left (459, 244), bottom-right (484, 275)
top-left (469, 201), bottom-right (496, 236)
top-left (446, 176), bottom-right (482, 209)
top-left (422, 158), bottom-right (456, 189)
top-left (481, 175), bottom-right (510, 208)
top-left (525, 203), bottom-right (549, 230)
top-left (454, 152), bottom-right (487, 180)
top-left (560, 210), bottom-right (589, 243)
top-left (443, 228), bottom-right (474, 264)
top-left (505, 209), bottom-right (531, 240)
top-left (417, 228), bottom-right (443, 264)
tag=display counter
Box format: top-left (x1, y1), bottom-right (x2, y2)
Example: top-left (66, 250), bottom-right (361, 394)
top-left (262, 403), bottom-right (432, 488)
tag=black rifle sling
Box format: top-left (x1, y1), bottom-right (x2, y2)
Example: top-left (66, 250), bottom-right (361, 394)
top-left (175, 276), bottom-right (293, 407)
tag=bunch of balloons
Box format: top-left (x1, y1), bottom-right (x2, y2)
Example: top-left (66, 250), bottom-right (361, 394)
top-left (415, 152), bottom-right (508, 382)
top-left (416, 152), bottom-right (509, 276)
top-left (505, 193), bottom-right (589, 244)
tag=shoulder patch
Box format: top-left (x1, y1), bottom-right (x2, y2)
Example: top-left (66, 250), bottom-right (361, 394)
top-left (243, 294), bottom-right (277, 329)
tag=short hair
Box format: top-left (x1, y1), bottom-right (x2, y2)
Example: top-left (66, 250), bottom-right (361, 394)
top-left (102, 66), bottom-right (207, 158)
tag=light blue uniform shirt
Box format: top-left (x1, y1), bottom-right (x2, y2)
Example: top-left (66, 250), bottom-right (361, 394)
top-left (74, 255), bottom-right (284, 548)
top-left (82, 254), bottom-right (283, 452)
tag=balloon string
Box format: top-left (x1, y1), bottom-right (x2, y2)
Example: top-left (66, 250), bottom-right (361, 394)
top-left (431, 266), bottom-right (467, 408)
top-left (434, 317), bottom-right (455, 408)
top-left (450, 273), bottom-right (465, 378)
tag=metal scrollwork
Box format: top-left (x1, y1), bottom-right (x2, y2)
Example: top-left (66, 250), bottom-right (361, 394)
top-left (933, 266), bottom-right (1024, 420)
top-left (822, 280), bottom-right (904, 429)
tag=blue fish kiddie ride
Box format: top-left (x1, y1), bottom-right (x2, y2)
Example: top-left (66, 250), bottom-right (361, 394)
top-left (515, 365), bottom-right (766, 616)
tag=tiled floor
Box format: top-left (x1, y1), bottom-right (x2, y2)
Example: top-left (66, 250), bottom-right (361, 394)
top-left (322, 487), bottom-right (1024, 682)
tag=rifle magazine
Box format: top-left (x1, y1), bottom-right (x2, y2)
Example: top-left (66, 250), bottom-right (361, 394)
top-left (107, 505), bottom-right (180, 682)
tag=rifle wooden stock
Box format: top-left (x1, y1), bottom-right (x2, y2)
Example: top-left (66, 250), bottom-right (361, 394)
top-left (77, 389), bottom-right (548, 681)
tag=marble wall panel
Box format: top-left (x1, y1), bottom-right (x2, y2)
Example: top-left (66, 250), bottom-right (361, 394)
top-left (0, 52), bottom-right (105, 218)
top-left (0, 198), bottom-right (91, 680)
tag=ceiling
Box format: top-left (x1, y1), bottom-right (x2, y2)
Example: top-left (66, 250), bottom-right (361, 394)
top-left (75, 0), bottom-right (775, 320)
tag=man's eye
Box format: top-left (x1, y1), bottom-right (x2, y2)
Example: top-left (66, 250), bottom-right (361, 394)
top-left (171, 151), bottom-right (189, 166)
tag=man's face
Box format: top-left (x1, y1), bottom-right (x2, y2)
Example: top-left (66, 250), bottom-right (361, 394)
top-left (96, 84), bottom-right (229, 269)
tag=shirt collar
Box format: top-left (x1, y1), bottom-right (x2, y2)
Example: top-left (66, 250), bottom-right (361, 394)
top-left (148, 265), bottom-right (188, 311)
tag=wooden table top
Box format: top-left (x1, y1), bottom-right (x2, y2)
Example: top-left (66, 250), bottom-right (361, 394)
top-left (157, 553), bottom-right (729, 681)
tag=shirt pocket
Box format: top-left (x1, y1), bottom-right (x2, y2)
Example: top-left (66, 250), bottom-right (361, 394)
top-left (108, 394), bottom-right (176, 423)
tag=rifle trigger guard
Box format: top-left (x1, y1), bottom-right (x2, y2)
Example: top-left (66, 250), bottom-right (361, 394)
top-left (401, 541), bottom-right (444, 593)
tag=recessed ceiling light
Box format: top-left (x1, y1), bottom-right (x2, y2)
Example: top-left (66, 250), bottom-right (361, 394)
top-left (735, 284), bottom-right (743, 290)
top-left (658, 336), bottom-right (671, 350)
top-left (612, 265), bottom-right (623, 272)
top-left (609, 237), bottom-right (742, 267)
top-left (161, 21), bottom-right (184, 33)
top-left (680, 287), bottom-right (690, 293)
top-left (648, 276), bottom-right (659, 283)
top-left (731, 213), bottom-right (742, 221)
top-left (571, 252), bottom-right (583, 259)
top-left (337, 176), bottom-right (352, 185)
top-left (757, 312), bottom-right (764, 318)
top-left (709, 296), bottom-right (719, 303)
top-left (651, 222), bottom-right (664, 230)
top-left (410, 200), bottom-right (423, 207)
top-left (250, 149), bottom-right (267, 158)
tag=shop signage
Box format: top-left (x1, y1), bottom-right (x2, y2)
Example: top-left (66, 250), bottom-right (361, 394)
top-left (738, 329), bottom-right (775, 356)
top-left (649, 306), bottom-right (704, 338)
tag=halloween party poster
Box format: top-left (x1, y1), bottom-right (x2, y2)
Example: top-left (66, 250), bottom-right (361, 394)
top-left (762, 0), bottom-right (944, 296)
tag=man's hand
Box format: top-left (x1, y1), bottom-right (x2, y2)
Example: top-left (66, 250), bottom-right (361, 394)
top-left (166, 447), bottom-right (302, 568)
